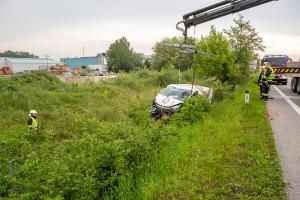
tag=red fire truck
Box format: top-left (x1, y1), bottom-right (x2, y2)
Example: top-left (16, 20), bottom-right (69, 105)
top-left (262, 54), bottom-right (300, 95)
top-left (262, 55), bottom-right (290, 85)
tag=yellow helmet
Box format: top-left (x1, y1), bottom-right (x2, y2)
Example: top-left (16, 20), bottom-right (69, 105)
top-left (30, 110), bottom-right (37, 116)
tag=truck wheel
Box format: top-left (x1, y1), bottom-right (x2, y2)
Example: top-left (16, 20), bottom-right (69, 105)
top-left (282, 78), bottom-right (288, 85)
top-left (292, 78), bottom-right (297, 92)
top-left (297, 78), bottom-right (300, 95)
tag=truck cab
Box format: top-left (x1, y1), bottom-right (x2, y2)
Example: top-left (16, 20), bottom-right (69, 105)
top-left (262, 55), bottom-right (290, 85)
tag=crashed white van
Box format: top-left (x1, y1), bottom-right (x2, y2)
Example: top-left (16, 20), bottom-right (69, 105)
top-left (150, 84), bottom-right (213, 119)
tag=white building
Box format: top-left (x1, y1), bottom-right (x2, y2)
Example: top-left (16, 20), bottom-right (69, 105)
top-left (0, 57), bottom-right (63, 73)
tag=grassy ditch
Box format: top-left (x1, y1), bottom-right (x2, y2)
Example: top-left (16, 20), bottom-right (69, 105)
top-left (116, 78), bottom-right (287, 199)
top-left (0, 72), bottom-right (286, 199)
top-left (0, 70), bottom-right (208, 199)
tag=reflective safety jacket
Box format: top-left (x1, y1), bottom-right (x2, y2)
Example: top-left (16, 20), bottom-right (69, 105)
top-left (31, 117), bottom-right (38, 128)
top-left (257, 71), bottom-right (264, 86)
top-left (262, 66), bottom-right (275, 81)
top-left (28, 116), bottom-right (38, 130)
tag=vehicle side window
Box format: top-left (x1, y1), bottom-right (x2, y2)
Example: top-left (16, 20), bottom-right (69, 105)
top-left (181, 91), bottom-right (189, 99)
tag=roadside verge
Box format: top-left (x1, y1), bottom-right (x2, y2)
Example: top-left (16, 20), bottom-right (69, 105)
top-left (118, 78), bottom-right (287, 199)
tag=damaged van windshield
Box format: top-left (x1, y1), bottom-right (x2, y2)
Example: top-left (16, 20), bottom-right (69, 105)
top-left (160, 86), bottom-right (191, 101)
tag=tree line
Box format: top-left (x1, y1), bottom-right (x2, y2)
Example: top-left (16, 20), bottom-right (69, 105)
top-left (0, 50), bottom-right (39, 58)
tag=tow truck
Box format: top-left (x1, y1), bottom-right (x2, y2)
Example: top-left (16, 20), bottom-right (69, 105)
top-left (176, 0), bottom-right (277, 39)
top-left (152, 0), bottom-right (279, 118)
top-left (172, 0), bottom-right (300, 96)
top-left (288, 62), bottom-right (300, 94)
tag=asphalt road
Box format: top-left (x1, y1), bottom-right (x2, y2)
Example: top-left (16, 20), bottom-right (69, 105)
top-left (267, 80), bottom-right (300, 200)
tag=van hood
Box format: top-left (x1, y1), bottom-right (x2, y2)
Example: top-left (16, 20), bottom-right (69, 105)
top-left (155, 93), bottom-right (183, 107)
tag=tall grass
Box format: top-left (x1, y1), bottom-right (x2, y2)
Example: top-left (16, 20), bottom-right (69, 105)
top-left (0, 72), bottom-right (286, 199)
top-left (0, 70), bottom-right (198, 199)
top-left (115, 77), bottom-right (286, 200)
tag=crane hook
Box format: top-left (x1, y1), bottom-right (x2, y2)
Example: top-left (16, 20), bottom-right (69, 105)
top-left (176, 21), bottom-right (187, 41)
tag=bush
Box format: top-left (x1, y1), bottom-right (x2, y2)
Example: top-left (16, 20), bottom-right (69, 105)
top-left (181, 68), bottom-right (194, 83)
top-left (136, 68), bottom-right (151, 78)
top-left (153, 64), bottom-right (178, 87)
top-left (212, 83), bottom-right (234, 102)
top-left (113, 73), bottom-right (141, 91)
top-left (171, 95), bottom-right (210, 126)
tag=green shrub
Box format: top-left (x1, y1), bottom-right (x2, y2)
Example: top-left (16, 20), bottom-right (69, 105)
top-left (212, 83), bottom-right (234, 102)
top-left (113, 73), bottom-right (141, 90)
top-left (181, 68), bottom-right (194, 83)
top-left (136, 68), bottom-right (151, 78)
top-left (172, 95), bottom-right (210, 126)
top-left (153, 65), bottom-right (178, 87)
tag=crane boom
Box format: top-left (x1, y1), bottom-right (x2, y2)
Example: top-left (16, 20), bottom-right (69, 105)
top-left (177, 0), bottom-right (277, 38)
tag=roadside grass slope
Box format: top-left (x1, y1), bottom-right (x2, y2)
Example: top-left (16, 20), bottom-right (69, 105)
top-left (0, 70), bottom-right (194, 199)
top-left (116, 78), bottom-right (287, 200)
top-left (0, 72), bottom-right (286, 199)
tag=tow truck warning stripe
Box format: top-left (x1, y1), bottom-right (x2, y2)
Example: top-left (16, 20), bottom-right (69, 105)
top-left (273, 68), bottom-right (300, 73)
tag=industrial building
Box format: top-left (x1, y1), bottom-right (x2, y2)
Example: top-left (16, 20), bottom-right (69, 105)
top-left (61, 53), bottom-right (107, 74)
top-left (0, 57), bottom-right (63, 73)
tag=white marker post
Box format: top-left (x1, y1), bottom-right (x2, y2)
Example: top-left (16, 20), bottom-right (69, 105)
top-left (245, 90), bottom-right (250, 104)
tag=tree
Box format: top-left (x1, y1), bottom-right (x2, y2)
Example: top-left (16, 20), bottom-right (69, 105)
top-left (0, 50), bottom-right (39, 58)
top-left (144, 58), bottom-right (152, 68)
top-left (132, 53), bottom-right (144, 70)
top-left (194, 26), bottom-right (240, 86)
top-left (106, 37), bottom-right (143, 72)
top-left (224, 15), bottom-right (265, 78)
top-left (152, 37), bottom-right (196, 71)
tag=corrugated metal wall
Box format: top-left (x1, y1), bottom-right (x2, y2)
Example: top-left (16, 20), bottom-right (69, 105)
top-left (62, 57), bottom-right (97, 68)
top-left (62, 54), bottom-right (107, 70)
top-left (11, 63), bottom-right (42, 73)
top-left (3, 58), bottom-right (62, 73)
top-left (0, 57), bottom-right (7, 66)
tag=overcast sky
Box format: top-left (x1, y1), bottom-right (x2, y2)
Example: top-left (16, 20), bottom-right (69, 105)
top-left (0, 0), bottom-right (299, 60)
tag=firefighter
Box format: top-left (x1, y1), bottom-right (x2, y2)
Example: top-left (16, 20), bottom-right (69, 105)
top-left (260, 62), bottom-right (275, 100)
top-left (28, 110), bottom-right (38, 131)
top-left (257, 69), bottom-right (264, 99)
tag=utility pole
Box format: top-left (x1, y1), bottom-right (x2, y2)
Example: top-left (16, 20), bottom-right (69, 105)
top-left (82, 47), bottom-right (85, 57)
